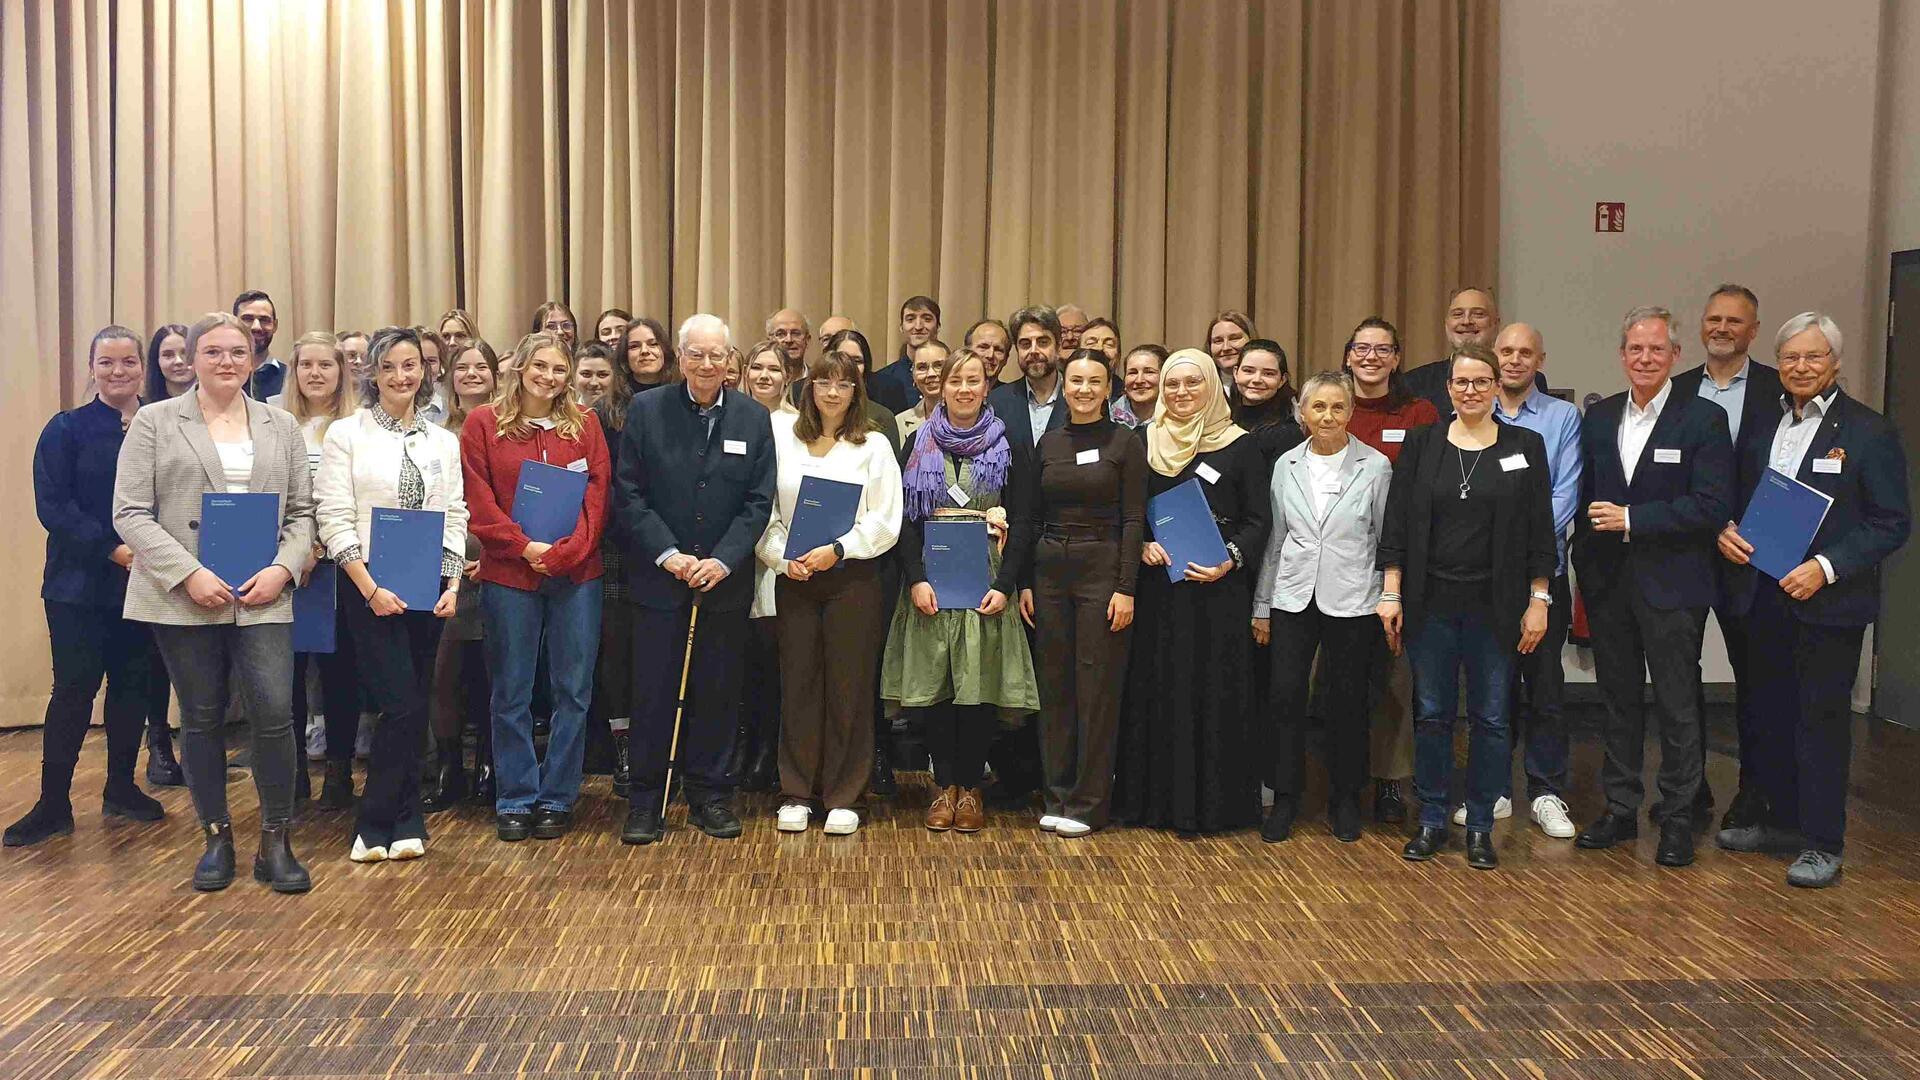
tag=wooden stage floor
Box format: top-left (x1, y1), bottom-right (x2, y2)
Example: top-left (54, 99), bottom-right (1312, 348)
top-left (0, 713), bottom-right (1917, 1079)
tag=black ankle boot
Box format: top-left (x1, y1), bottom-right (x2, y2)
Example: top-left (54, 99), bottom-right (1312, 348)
top-left (421, 742), bottom-right (467, 813)
top-left (253, 822), bottom-right (312, 893)
top-left (612, 732), bottom-right (631, 798)
top-left (869, 742), bottom-right (897, 798)
top-left (102, 782), bottom-right (165, 822)
top-left (4, 799), bottom-right (75, 848)
top-left (145, 726), bottom-right (184, 787)
top-left (723, 719), bottom-right (752, 781)
top-left (316, 760), bottom-right (354, 810)
top-left (742, 736), bottom-right (778, 792)
top-left (470, 760), bottom-right (495, 804)
top-left (194, 821), bottom-right (236, 891)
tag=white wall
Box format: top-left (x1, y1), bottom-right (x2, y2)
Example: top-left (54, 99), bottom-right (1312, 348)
top-left (1498, 0), bottom-right (1888, 684)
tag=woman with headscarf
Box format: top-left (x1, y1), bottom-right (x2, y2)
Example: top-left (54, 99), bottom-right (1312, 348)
top-left (1112, 349), bottom-right (1271, 834)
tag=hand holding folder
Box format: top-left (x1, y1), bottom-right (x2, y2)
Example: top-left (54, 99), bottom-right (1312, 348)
top-left (368, 507), bottom-right (447, 611)
top-left (782, 474), bottom-right (863, 560)
top-left (1146, 478), bottom-right (1230, 584)
top-left (1735, 467), bottom-right (1834, 581)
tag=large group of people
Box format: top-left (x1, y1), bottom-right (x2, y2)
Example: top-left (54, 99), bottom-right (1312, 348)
top-left (11, 282), bottom-right (1908, 895)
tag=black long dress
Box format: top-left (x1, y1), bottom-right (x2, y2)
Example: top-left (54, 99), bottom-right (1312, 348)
top-left (1113, 434), bottom-right (1272, 832)
top-left (1231, 394), bottom-right (1301, 785)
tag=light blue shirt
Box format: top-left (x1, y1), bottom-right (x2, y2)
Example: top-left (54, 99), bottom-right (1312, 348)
top-left (1024, 376), bottom-right (1060, 446)
top-left (1694, 358), bottom-right (1751, 444)
top-left (1494, 386), bottom-right (1582, 576)
top-left (1769, 386), bottom-right (1842, 584)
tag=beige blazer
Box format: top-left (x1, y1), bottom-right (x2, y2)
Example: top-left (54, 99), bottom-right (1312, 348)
top-left (112, 392), bottom-right (316, 626)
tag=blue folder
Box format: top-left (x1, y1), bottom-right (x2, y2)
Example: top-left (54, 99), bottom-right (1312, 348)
top-left (198, 492), bottom-right (280, 586)
top-left (782, 475), bottom-right (863, 560)
top-left (512, 459), bottom-right (590, 544)
top-left (369, 507), bottom-right (446, 610)
top-left (1147, 477), bottom-right (1229, 584)
top-left (924, 519), bottom-right (992, 610)
top-left (292, 560), bottom-right (337, 654)
top-left (1739, 467), bottom-right (1834, 581)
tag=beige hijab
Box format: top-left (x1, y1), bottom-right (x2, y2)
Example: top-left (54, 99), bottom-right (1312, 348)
top-left (1147, 349), bottom-right (1245, 477)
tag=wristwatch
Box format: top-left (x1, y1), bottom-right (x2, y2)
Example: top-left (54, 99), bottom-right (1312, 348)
top-left (831, 541), bottom-right (846, 560)
top-left (1530, 590), bottom-right (1553, 606)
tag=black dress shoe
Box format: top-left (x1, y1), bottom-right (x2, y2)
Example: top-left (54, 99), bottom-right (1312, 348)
top-left (496, 812), bottom-right (533, 842)
top-left (1466, 830), bottom-right (1498, 870)
top-left (1719, 787), bottom-right (1768, 832)
top-left (1402, 825), bottom-right (1447, 861)
top-left (1261, 798), bottom-right (1296, 843)
top-left (1374, 779), bottom-right (1406, 825)
top-left (531, 808), bottom-right (571, 840)
top-left (1329, 793), bottom-right (1362, 843)
top-left (252, 823), bottom-right (312, 894)
top-left (470, 762), bottom-right (496, 804)
top-left (688, 801), bottom-right (743, 839)
top-left (622, 805), bottom-right (664, 845)
top-left (102, 784), bottom-right (165, 822)
top-left (869, 745), bottom-right (897, 798)
top-left (1656, 819), bottom-right (1695, 867)
top-left (4, 800), bottom-right (75, 847)
top-left (193, 821), bottom-right (236, 891)
top-left (1575, 812), bottom-right (1639, 849)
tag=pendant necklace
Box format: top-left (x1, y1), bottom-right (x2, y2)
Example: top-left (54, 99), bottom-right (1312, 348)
top-left (1456, 446), bottom-right (1485, 499)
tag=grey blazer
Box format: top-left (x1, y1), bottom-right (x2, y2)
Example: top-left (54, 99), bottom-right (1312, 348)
top-left (112, 392), bottom-right (316, 626)
top-left (1252, 438), bottom-right (1391, 619)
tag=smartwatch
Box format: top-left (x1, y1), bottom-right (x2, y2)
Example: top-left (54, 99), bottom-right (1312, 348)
top-left (831, 540), bottom-right (846, 560)
top-left (1530, 590), bottom-right (1553, 606)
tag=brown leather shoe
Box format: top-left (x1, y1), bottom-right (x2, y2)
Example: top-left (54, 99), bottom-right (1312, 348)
top-left (925, 786), bottom-right (957, 831)
top-left (953, 788), bottom-right (984, 833)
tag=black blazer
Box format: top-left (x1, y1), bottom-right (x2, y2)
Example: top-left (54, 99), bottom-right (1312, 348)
top-left (987, 379), bottom-right (1067, 459)
top-left (1671, 358), bottom-right (1784, 482)
top-left (1377, 422), bottom-right (1556, 652)
top-left (866, 354), bottom-right (919, 415)
top-left (613, 385), bottom-right (775, 614)
top-left (1572, 386), bottom-right (1733, 611)
top-left (1723, 388), bottom-right (1911, 627)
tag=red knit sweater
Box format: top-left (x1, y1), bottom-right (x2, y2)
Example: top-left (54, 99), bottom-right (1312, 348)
top-left (459, 404), bottom-right (609, 590)
top-left (1347, 393), bottom-right (1441, 463)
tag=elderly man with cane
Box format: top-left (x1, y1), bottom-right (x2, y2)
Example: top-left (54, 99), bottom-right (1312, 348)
top-left (613, 314), bottom-right (776, 844)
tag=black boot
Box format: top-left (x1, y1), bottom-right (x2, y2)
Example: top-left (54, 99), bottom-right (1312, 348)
top-left (292, 760), bottom-right (311, 804)
top-left (316, 760), bottom-right (354, 810)
top-left (612, 731), bottom-right (631, 799)
top-left (4, 799), bottom-right (75, 848)
top-left (101, 781), bottom-right (165, 822)
top-left (145, 724), bottom-right (184, 787)
top-left (421, 741), bottom-right (467, 813)
top-left (194, 820), bottom-right (236, 891)
top-left (869, 742), bottom-right (897, 798)
top-left (253, 822), bottom-right (312, 893)
top-left (723, 718), bottom-right (752, 782)
top-left (1374, 779), bottom-right (1407, 825)
top-left (742, 732), bottom-right (778, 792)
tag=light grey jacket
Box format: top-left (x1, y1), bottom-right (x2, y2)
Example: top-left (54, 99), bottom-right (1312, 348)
top-left (1252, 438), bottom-right (1391, 619)
top-left (112, 392), bottom-right (316, 626)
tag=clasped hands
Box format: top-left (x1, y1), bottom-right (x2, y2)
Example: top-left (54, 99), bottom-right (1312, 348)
top-left (664, 551), bottom-right (730, 592)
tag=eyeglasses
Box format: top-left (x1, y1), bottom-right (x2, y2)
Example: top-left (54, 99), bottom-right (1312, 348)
top-left (1449, 377), bottom-right (1495, 392)
top-left (813, 380), bottom-right (857, 393)
top-left (681, 349), bottom-right (726, 367)
top-left (543, 321), bottom-right (576, 334)
top-left (1348, 344), bottom-right (1396, 358)
top-left (1779, 350), bottom-right (1834, 368)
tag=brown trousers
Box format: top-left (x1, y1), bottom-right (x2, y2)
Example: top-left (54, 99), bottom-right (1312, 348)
top-left (775, 558), bottom-right (884, 810)
top-left (1032, 533), bottom-right (1132, 828)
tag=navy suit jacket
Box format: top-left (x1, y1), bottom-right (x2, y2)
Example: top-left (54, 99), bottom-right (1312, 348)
top-left (987, 379), bottom-right (1067, 463)
top-left (1723, 388), bottom-right (1910, 627)
top-left (613, 385), bottom-right (775, 613)
top-left (866, 354), bottom-right (919, 414)
top-left (1572, 385), bottom-right (1734, 611)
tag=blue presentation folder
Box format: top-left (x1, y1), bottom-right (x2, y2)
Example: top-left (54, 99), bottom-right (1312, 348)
top-left (369, 507), bottom-right (446, 610)
top-left (292, 561), bottom-right (337, 654)
top-left (924, 519), bottom-right (992, 609)
top-left (198, 492), bottom-right (280, 586)
top-left (512, 459), bottom-right (590, 544)
top-left (1739, 467), bottom-right (1834, 581)
top-left (782, 475), bottom-right (863, 559)
top-left (1147, 477), bottom-right (1229, 583)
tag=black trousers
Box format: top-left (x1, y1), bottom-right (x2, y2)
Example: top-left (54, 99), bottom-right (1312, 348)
top-left (294, 564), bottom-right (361, 763)
top-left (1032, 533), bottom-right (1131, 827)
top-left (151, 621), bottom-right (296, 826)
top-left (921, 702), bottom-right (997, 789)
top-left (1510, 573), bottom-right (1572, 800)
top-left (342, 603), bottom-right (440, 847)
top-left (40, 601), bottom-right (149, 803)
top-left (1747, 584), bottom-right (1864, 854)
top-left (743, 615), bottom-right (781, 761)
top-left (143, 632), bottom-right (173, 743)
top-left (629, 603), bottom-right (746, 809)
top-left (1589, 582), bottom-right (1707, 825)
top-left (1699, 605), bottom-right (1756, 799)
top-left (1267, 603), bottom-right (1378, 801)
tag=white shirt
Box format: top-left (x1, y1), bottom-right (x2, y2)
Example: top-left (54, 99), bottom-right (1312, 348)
top-left (1618, 379), bottom-right (1671, 485)
top-left (1305, 443), bottom-right (1349, 520)
top-left (1769, 388), bottom-right (1841, 583)
top-left (755, 411), bottom-right (903, 573)
top-left (215, 440), bottom-right (255, 493)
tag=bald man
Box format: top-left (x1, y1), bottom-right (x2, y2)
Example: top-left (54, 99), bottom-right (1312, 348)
top-left (1405, 288), bottom-right (1543, 415)
top-left (817, 315), bottom-right (855, 355)
top-left (766, 308), bottom-right (811, 377)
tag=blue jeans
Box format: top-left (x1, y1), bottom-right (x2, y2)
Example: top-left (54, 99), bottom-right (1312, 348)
top-left (1406, 589), bottom-right (1513, 832)
top-left (483, 577), bottom-right (602, 814)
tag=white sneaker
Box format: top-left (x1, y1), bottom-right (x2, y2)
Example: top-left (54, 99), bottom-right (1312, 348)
top-left (823, 809), bottom-right (860, 835)
top-left (1054, 818), bottom-right (1093, 837)
top-left (1451, 796), bottom-right (1514, 826)
top-left (349, 835), bottom-right (387, 863)
top-left (1038, 815), bottom-right (1062, 832)
top-left (1530, 794), bottom-right (1576, 839)
top-left (355, 715), bottom-right (376, 759)
top-left (388, 837), bottom-right (426, 860)
top-left (305, 717), bottom-right (326, 760)
top-left (776, 803), bottom-right (813, 832)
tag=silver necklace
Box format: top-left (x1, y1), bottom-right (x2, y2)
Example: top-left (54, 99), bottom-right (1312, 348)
top-left (1456, 446), bottom-right (1485, 499)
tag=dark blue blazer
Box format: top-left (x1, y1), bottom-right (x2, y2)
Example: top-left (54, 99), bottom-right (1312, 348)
top-left (866, 354), bottom-right (919, 415)
top-left (1572, 385), bottom-right (1734, 611)
top-left (987, 379), bottom-right (1067, 462)
top-left (35, 398), bottom-right (132, 608)
top-left (613, 385), bottom-right (775, 614)
top-left (248, 358), bottom-right (285, 402)
top-left (1723, 388), bottom-right (1910, 627)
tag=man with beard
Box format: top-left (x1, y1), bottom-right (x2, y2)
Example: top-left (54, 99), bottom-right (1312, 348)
top-left (234, 290), bottom-right (283, 400)
top-left (987, 306), bottom-right (1069, 451)
top-left (866, 295), bottom-right (941, 413)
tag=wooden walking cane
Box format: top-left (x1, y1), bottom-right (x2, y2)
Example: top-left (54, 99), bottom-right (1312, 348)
top-left (659, 594), bottom-right (703, 824)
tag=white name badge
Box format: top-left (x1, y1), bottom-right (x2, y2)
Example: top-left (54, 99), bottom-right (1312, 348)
top-left (1653, 448), bottom-right (1682, 464)
top-left (1381, 429), bottom-right (1407, 444)
top-left (947, 483), bottom-right (971, 506)
top-left (1317, 477), bottom-right (1344, 494)
top-left (1499, 454), bottom-right (1528, 472)
top-left (1195, 463), bottom-right (1222, 485)
top-left (566, 458), bottom-right (589, 473)
top-left (1075, 448), bottom-right (1100, 466)
top-left (723, 439), bottom-right (748, 455)
top-left (1812, 458), bottom-right (1843, 474)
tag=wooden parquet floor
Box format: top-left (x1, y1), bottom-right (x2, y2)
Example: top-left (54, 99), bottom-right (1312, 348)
top-left (1, 713), bottom-right (1918, 1079)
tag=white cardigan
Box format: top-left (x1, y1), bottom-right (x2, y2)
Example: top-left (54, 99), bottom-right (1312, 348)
top-left (755, 410), bottom-right (902, 575)
top-left (314, 408), bottom-right (469, 573)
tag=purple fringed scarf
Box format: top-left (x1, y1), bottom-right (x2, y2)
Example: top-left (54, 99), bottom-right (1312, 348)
top-left (903, 404), bottom-right (1011, 521)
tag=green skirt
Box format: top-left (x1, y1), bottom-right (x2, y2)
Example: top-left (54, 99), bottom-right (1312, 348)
top-left (880, 590), bottom-right (1040, 714)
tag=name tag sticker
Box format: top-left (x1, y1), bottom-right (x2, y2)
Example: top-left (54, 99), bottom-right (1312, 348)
top-left (566, 458), bottom-right (589, 473)
top-left (1195, 463), bottom-right (1222, 485)
top-left (1499, 454), bottom-right (1529, 472)
top-left (1075, 448), bottom-right (1100, 466)
top-left (1381, 429), bottom-right (1406, 444)
top-left (947, 483), bottom-right (971, 506)
top-left (1813, 458), bottom-right (1842, 474)
top-left (723, 439), bottom-right (748, 456)
top-left (1653, 448), bottom-right (1682, 464)
top-left (1317, 477), bottom-right (1344, 494)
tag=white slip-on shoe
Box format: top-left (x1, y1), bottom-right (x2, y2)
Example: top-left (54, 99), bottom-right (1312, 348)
top-left (776, 803), bottom-right (813, 832)
top-left (305, 717), bottom-right (326, 761)
top-left (349, 835), bottom-right (387, 863)
top-left (388, 837), bottom-right (426, 860)
top-left (823, 809), bottom-right (860, 835)
top-left (1038, 815), bottom-right (1062, 832)
top-left (1452, 796), bottom-right (1514, 826)
top-left (1054, 818), bottom-right (1092, 837)
top-left (1530, 795), bottom-right (1576, 839)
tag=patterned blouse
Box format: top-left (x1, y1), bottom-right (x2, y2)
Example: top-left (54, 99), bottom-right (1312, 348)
top-left (337, 406), bottom-right (465, 579)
